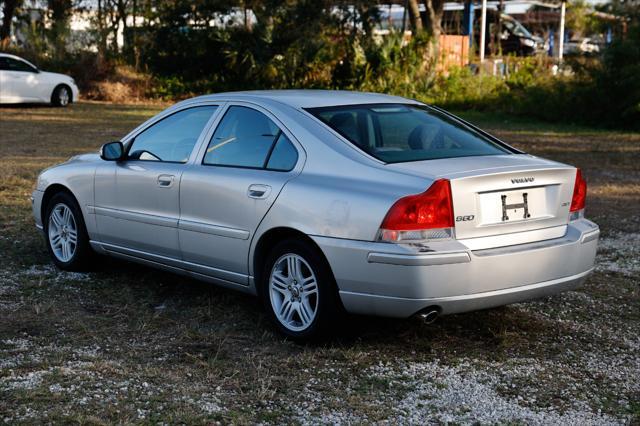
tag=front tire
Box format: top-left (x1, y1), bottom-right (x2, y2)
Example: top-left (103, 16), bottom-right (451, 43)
top-left (260, 238), bottom-right (342, 340)
top-left (44, 192), bottom-right (93, 271)
top-left (51, 85), bottom-right (71, 107)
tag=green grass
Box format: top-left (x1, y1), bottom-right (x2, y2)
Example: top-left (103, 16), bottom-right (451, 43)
top-left (0, 101), bottom-right (638, 424)
top-left (453, 109), bottom-right (640, 136)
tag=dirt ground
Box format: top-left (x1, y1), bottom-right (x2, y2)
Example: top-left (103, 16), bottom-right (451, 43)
top-left (0, 102), bottom-right (638, 424)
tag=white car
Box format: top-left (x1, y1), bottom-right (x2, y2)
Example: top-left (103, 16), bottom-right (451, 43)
top-left (0, 53), bottom-right (79, 106)
top-left (564, 38), bottom-right (601, 56)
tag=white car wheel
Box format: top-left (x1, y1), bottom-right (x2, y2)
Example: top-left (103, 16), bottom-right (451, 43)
top-left (52, 85), bottom-right (71, 107)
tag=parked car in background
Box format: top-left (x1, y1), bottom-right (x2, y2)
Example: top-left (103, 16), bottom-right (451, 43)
top-left (468, 11), bottom-right (546, 57)
top-left (0, 53), bottom-right (78, 106)
top-left (497, 14), bottom-right (547, 56)
top-left (32, 90), bottom-right (599, 339)
top-left (564, 37), bottom-right (601, 56)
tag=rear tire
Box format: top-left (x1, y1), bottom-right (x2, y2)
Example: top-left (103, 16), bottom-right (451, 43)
top-left (44, 192), bottom-right (93, 271)
top-left (51, 85), bottom-right (71, 107)
top-left (260, 238), bottom-right (343, 340)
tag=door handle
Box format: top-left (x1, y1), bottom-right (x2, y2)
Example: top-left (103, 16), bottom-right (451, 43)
top-left (247, 184), bottom-right (271, 199)
top-left (157, 174), bottom-right (175, 187)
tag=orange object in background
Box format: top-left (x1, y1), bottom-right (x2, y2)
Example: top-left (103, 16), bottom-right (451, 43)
top-left (437, 35), bottom-right (469, 74)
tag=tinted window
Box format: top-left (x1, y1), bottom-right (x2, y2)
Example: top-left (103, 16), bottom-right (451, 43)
top-left (266, 133), bottom-right (298, 171)
top-left (203, 106), bottom-right (283, 169)
top-left (0, 57), bottom-right (37, 72)
top-left (128, 106), bottom-right (217, 163)
top-left (307, 104), bottom-right (513, 163)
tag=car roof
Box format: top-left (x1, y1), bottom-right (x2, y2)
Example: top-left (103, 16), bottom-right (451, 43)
top-left (0, 53), bottom-right (37, 67)
top-left (0, 53), bottom-right (25, 60)
top-left (190, 90), bottom-right (422, 109)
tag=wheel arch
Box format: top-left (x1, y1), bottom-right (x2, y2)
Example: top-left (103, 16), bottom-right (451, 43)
top-left (41, 183), bottom-right (78, 225)
top-left (251, 227), bottom-right (337, 295)
top-left (51, 83), bottom-right (73, 104)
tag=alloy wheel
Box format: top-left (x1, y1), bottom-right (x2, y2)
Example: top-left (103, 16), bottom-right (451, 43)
top-left (59, 88), bottom-right (69, 106)
top-left (269, 253), bottom-right (319, 332)
top-left (48, 203), bottom-right (77, 262)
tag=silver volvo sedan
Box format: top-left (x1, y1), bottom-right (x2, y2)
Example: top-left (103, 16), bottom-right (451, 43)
top-left (32, 90), bottom-right (599, 339)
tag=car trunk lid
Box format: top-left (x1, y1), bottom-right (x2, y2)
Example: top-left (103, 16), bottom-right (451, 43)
top-left (385, 155), bottom-right (576, 247)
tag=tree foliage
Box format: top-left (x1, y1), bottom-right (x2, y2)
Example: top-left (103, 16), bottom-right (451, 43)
top-left (0, 0), bottom-right (23, 48)
top-left (2, 0), bottom-right (638, 128)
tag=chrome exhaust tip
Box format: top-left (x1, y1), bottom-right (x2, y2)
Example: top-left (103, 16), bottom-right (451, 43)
top-left (417, 307), bottom-right (440, 324)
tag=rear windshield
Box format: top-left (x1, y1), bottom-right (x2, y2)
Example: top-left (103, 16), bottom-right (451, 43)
top-left (306, 103), bottom-right (513, 163)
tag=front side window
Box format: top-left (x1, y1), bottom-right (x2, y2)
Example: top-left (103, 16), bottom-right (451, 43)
top-left (203, 106), bottom-right (298, 171)
top-left (307, 104), bottom-right (514, 163)
top-left (127, 106), bottom-right (218, 163)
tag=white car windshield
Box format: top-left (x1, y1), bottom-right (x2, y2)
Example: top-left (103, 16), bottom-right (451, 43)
top-left (307, 104), bottom-right (515, 163)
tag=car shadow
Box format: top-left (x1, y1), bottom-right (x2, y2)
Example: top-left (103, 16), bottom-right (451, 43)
top-left (86, 255), bottom-right (551, 352)
top-left (0, 103), bottom-right (57, 109)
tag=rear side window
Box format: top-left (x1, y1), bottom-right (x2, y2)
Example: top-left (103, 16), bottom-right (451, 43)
top-left (203, 106), bottom-right (298, 171)
top-left (307, 104), bottom-right (513, 163)
top-left (266, 134), bottom-right (298, 171)
top-left (127, 106), bottom-right (218, 163)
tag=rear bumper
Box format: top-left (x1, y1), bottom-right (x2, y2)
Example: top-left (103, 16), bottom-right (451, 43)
top-left (312, 219), bottom-right (599, 318)
top-left (339, 268), bottom-right (591, 316)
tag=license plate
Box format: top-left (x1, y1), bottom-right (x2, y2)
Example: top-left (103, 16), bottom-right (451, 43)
top-left (477, 187), bottom-right (551, 226)
top-left (500, 192), bottom-right (531, 221)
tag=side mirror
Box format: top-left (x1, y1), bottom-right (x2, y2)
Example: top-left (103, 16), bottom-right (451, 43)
top-left (100, 141), bottom-right (125, 161)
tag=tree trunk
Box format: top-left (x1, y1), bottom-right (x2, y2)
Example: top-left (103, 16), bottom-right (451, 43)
top-left (423, 0), bottom-right (444, 39)
top-left (496, 0), bottom-right (504, 56)
top-left (117, 0), bottom-right (129, 54)
top-left (407, 0), bottom-right (423, 33)
top-left (132, 0), bottom-right (139, 70)
top-left (422, 0), bottom-right (444, 63)
top-left (96, 0), bottom-right (109, 59)
top-left (0, 0), bottom-right (22, 48)
top-left (48, 0), bottom-right (73, 57)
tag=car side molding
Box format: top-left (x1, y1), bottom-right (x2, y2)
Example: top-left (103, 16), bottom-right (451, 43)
top-left (367, 251), bottom-right (471, 266)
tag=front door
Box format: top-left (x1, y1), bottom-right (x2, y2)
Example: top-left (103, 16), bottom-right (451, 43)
top-left (179, 104), bottom-right (303, 284)
top-left (94, 105), bottom-right (219, 259)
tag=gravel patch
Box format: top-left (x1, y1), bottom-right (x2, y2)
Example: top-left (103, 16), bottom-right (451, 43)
top-left (596, 232), bottom-right (640, 276)
top-left (368, 360), bottom-right (627, 425)
top-left (22, 265), bottom-right (91, 282)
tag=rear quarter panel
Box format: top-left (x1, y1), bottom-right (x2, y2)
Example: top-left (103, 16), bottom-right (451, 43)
top-left (249, 106), bottom-right (433, 277)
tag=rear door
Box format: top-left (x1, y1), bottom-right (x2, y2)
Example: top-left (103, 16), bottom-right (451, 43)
top-left (0, 57), bottom-right (39, 102)
top-left (178, 103), bottom-right (304, 284)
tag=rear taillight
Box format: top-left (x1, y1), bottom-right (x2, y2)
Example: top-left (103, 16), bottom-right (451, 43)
top-left (569, 169), bottom-right (587, 219)
top-left (378, 179), bottom-right (454, 242)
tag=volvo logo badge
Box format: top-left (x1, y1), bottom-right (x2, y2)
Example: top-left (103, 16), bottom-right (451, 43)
top-left (511, 177), bottom-right (535, 184)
